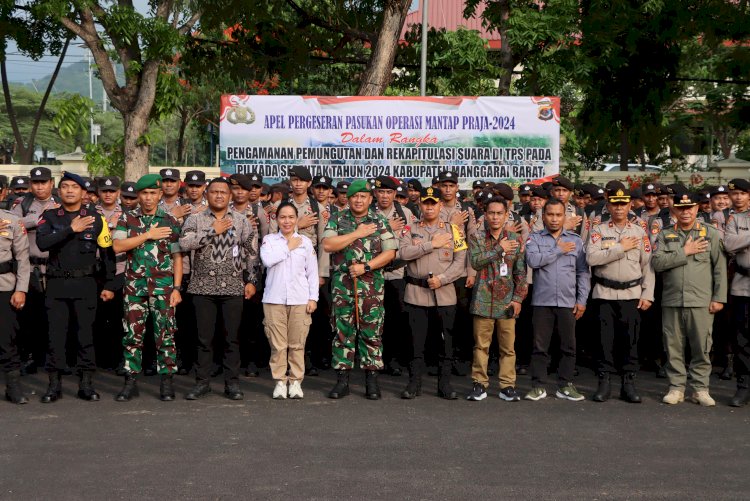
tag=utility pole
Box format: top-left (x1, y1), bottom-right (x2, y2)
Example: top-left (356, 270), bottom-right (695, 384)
top-left (419, 0), bottom-right (429, 96)
top-left (86, 50), bottom-right (94, 144)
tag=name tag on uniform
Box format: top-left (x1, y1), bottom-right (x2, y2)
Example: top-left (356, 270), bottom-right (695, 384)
top-left (232, 245), bottom-right (239, 257)
top-left (500, 263), bottom-right (508, 277)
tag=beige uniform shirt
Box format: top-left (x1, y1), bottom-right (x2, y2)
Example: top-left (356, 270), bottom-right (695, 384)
top-left (399, 221), bottom-right (466, 306)
top-left (440, 200), bottom-right (476, 279)
top-left (11, 196), bottom-right (58, 263)
top-left (586, 220), bottom-right (655, 301)
top-left (0, 210), bottom-right (31, 293)
top-left (724, 210), bottom-right (750, 297)
top-left (377, 204), bottom-right (416, 281)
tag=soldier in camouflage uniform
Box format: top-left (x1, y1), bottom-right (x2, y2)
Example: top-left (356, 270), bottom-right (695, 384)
top-left (112, 174), bottom-right (184, 402)
top-left (322, 180), bottom-right (397, 400)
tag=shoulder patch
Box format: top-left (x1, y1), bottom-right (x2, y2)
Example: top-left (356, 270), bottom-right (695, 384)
top-left (590, 232), bottom-right (601, 243)
top-left (643, 236), bottom-right (651, 253)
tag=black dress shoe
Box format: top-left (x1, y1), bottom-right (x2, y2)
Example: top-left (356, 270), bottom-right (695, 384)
top-left (224, 383), bottom-right (244, 400)
top-left (305, 366), bottom-right (319, 377)
top-left (144, 362), bottom-right (157, 377)
top-left (438, 387), bottom-right (459, 400)
top-left (185, 382), bottom-right (211, 400)
top-left (656, 365), bottom-right (667, 379)
top-left (730, 378), bottom-right (749, 407)
top-left (516, 365), bottom-right (529, 376)
top-left (592, 374), bottom-right (611, 402)
top-left (177, 366), bottom-right (191, 376)
top-left (620, 373), bottom-right (641, 403)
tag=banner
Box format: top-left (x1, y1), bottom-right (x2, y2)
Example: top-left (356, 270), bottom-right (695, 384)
top-left (220, 96), bottom-right (560, 188)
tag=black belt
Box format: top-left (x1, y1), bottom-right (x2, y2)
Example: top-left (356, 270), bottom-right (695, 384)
top-left (46, 265), bottom-right (97, 279)
top-left (736, 264), bottom-right (750, 276)
top-left (0, 260), bottom-right (17, 274)
top-left (30, 257), bottom-right (47, 265)
top-left (115, 254), bottom-right (127, 264)
top-left (405, 276), bottom-right (430, 288)
top-left (592, 275), bottom-right (642, 290)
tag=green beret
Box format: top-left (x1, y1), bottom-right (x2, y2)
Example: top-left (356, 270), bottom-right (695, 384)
top-left (347, 179), bottom-right (371, 198)
top-left (135, 173), bottom-right (162, 192)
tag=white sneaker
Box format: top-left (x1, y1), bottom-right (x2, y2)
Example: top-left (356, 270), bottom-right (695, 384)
top-left (288, 380), bottom-right (304, 399)
top-left (662, 389), bottom-right (684, 405)
top-left (272, 381), bottom-right (288, 399)
top-left (691, 390), bottom-right (716, 407)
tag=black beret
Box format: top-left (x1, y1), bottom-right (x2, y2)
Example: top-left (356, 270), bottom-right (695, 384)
top-left (406, 179), bottom-right (422, 191)
top-left (229, 173), bottom-right (253, 191)
top-left (728, 179), bottom-right (750, 193)
top-left (550, 175), bottom-right (574, 191)
top-left (374, 176), bottom-right (398, 190)
top-left (493, 182), bottom-right (514, 202)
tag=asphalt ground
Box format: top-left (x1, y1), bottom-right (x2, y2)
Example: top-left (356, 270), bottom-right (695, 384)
top-left (1, 367), bottom-right (748, 500)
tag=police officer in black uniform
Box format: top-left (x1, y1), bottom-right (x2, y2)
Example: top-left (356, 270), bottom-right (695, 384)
top-left (36, 172), bottom-right (117, 403)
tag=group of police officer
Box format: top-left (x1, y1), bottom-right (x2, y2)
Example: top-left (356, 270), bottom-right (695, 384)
top-left (1, 166), bottom-right (749, 407)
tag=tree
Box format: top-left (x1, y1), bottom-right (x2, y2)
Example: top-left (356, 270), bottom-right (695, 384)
top-left (36, 0), bottom-right (201, 179)
top-left (1, 1), bottom-right (70, 163)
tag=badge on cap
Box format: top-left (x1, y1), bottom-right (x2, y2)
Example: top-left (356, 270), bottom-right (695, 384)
top-left (647, 184), bottom-right (654, 189)
top-left (729, 182), bottom-right (735, 190)
top-left (105, 179), bottom-right (113, 186)
top-left (321, 177), bottom-right (326, 183)
top-left (446, 173), bottom-right (452, 178)
top-left (166, 169), bottom-right (173, 176)
top-left (192, 174), bottom-right (198, 180)
top-left (616, 189), bottom-right (624, 196)
top-left (16, 179), bottom-right (23, 184)
top-left (682, 194), bottom-right (689, 201)
top-left (35, 170), bottom-right (41, 176)
top-left (718, 186), bottom-right (725, 192)
top-left (252, 175), bottom-right (258, 181)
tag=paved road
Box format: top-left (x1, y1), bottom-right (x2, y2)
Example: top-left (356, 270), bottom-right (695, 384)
top-left (1, 368), bottom-right (748, 500)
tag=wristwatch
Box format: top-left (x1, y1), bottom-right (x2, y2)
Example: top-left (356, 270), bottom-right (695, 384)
top-left (364, 264), bottom-right (372, 273)
top-left (174, 284), bottom-right (183, 292)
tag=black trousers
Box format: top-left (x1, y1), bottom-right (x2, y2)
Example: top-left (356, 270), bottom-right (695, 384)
top-left (0, 291), bottom-right (21, 372)
top-left (406, 303), bottom-right (456, 364)
top-left (516, 284), bottom-right (534, 366)
top-left (383, 278), bottom-right (410, 368)
top-left (452, 277), bottom-right (473, 363)
top-left (17, 284), bottom-right (48, 364)
top-left (93, 289), bottom-right (124, 369)
top-left (175, 275), bottom-right (197, 369)
top-left (733, 296), bottom-right (750, 377)
top-left (530, 306), bottom-right (576, 385)
top-left (45, 295), bottom-right (97, 372)
top-left (240, 294), bottom-right (269, 368)
top-left (307, 277), bottom-right (333, 368)
top-left (194, 295), bottom-right (243, 383)
top-left (639, 275), bottom-right (664, 366)
top-left (597, 299), bottom-right (640, 374)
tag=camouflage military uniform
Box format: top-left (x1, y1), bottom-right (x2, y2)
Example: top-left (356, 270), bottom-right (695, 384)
top-left (112, 206), bottom-right (182, 375)
top-left (323, 208), bottom-right (398, 370)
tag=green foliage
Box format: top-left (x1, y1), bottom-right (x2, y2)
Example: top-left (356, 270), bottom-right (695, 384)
top-left (394, 26), bottom-right (502, 95)
top-left (84, 139), bottom-right (125, 178)
top-left (52, 94), bottom-right (93, 139)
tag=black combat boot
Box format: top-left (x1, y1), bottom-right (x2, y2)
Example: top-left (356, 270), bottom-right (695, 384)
top-left (78, 371), bottom-right (100, 401)
top-left (224, 381), bottom-right (244, 400)
top-left (437, 361), bottom-right (458, 400)
top-left (185, 380), bottom-right (211, 400)
top-left (620, 372), bottom-right (642, 403)
top-left (160, 374), bottom-right (176, 401)
top-left (401, 360), bottom-right (423, 399)
top-left (328, 370), bottom-right (350, 399)
top-left (365, 370), bottom-right (381, 400)
top-left (720, 354), bottom-right (734, 381)
top-left (592, 373), bottom-right (611, 402)
top-left (115, 374), bottom-right (139, 402)
top-left (41, 371), bottom-right (62, 403)
top-left (5, 370), bottom-right (28, 404)
top-left (730, 376), bottom-right (749, 407)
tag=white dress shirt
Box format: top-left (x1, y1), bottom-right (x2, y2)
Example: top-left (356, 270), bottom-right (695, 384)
top-left (261, 231), bottom-right (319, 305)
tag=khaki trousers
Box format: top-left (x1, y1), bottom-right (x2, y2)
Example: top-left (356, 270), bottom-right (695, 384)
top-left (471, 316), bottom-right (516, 388)
top-left (263, 304), bottom-right (311, 382)
top-left (662, 306), bottom-right (713, 391)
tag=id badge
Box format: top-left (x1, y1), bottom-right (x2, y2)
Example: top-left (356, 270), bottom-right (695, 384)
top-left (232, 245), bottom-right (239, 257)
top-left (500, 263), bottom-right (508, 277)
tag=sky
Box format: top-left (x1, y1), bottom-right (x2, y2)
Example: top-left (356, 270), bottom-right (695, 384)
top-left (5, 0), bottom-right (150, 84)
